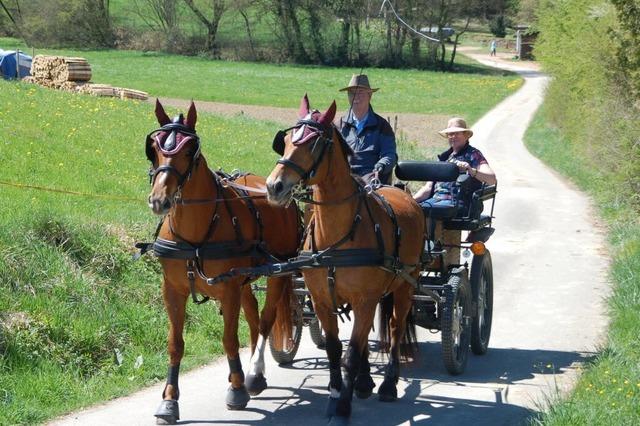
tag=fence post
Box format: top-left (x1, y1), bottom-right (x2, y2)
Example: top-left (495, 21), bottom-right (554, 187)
top-left (16, 49), bottom-right (20, 79)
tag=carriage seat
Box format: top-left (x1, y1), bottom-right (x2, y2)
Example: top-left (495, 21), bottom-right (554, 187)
top-left (394, 160), bottom-right (496, 230)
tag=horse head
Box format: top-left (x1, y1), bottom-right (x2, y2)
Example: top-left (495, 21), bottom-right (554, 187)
top-left (266, 94), bottom-right (338, 205)
top-left (146, 99), bottom-right (201, 215)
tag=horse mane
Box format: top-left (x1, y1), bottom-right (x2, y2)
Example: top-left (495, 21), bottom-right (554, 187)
top-left (332, 124), bottom-right (354, 166)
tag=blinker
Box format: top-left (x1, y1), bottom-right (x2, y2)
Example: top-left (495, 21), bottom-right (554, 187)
top-left (164, 131), bottom-right (177, 151)
top-left (272, 130), bottom-right (286, 155)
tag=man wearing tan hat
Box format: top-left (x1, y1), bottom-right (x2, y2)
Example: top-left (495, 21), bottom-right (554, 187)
top-left (414, 117), bottom-right (496, 209)
top-left (339, 74), bottom-right (397, 184)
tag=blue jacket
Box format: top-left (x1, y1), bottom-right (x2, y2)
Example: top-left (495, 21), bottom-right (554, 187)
top-left (339, 106), bottom-right (397, 184)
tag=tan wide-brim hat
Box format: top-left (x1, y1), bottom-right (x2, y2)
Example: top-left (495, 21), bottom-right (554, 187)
top-left (339, 74), bottom-right (379, 92)
top-left (438, 117), bottom-right (473, 138)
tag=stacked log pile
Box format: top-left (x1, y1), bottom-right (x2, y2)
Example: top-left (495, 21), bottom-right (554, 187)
top-left (27, 55), bottom-right (148, 101)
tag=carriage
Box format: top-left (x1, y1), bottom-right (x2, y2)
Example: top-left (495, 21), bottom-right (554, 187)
top-left (265, 159), bottom-right (497, 376)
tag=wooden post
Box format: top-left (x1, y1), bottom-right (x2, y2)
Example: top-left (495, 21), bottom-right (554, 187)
top-left (15, 49), bottom-right (20, 79)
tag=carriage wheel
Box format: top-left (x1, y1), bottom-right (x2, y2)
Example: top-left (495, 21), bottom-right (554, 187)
top-left (268, 294), bottom-right (304, 365)
top-left (470, 250), bottom-right (493, 355)
top-left (308, 317), bottom-right (326, 349)
top-left (441, 270), bottom-right (472, 375)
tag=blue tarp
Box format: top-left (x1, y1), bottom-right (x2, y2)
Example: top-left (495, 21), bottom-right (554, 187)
top-left (0, 49), bottom-right (32, 80)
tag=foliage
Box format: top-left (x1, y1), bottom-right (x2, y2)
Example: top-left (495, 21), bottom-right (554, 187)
top-left (3, 0), bottom-right (115, 48)
top-left (524, 106), bottom-right (640, 426)
top-left (0, 0), bottom-right (522, 69)
top-left (610, 0), bottom-right (640, 102)
top-left (535, 0), bottom-right (640, 207)
top-left (489, 14), bottom-right (506, 37)
top-left (529, 0), bottom-right (640, 422)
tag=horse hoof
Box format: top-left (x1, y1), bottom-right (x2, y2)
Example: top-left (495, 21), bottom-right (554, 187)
top-left (377, 379), bottom-right (398, 402)
top-left (354, 374), bottom-right (375, 399)
top-left (246, 373), bottom-right (267, 396)
top-left (325, 397), bottom-right (338, 418)
top-left (327, 415), bottom-right (349, 426)
top-left (154, 399), bottom-right (179, 425)
top-left (226, 385), bottom-right (250, 410)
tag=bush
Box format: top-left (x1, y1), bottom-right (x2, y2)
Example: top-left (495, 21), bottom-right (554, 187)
top-left (489, 15), bottom-right (507, 38)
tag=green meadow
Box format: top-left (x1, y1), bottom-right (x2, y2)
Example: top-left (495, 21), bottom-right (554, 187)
top-left (1, 37), bottom-right (521, 123)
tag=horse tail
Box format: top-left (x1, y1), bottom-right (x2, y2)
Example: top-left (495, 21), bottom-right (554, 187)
top-left (270, 275), bottom-right (295, 351)
top-left (378, 291), bottom-right (418, 360)
top-left (378, 293), bottom-right (393, 354)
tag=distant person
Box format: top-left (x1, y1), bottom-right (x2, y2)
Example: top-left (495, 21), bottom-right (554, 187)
top-left (490, 39), bottom-right (497, 57)
top-left (413, 117), bottom-right (497, 212)
top-left (339, 74), bottom-right (397, 185)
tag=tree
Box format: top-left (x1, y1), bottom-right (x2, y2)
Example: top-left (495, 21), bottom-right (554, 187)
top-left (0, 0), bottom-right (27, 41)
top-left (610, 0), bottom-right (640, 101)
top-left (130, 0), bottom-right (181, 33)
top-left (183, 0), bottom-right (228, 55)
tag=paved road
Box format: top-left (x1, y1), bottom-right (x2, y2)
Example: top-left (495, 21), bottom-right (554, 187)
top-left (49, 58), bottom-right (610, 426)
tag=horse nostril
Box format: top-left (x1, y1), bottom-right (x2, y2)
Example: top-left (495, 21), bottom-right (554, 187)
top-left (274, 181), bottom-right (284, 195)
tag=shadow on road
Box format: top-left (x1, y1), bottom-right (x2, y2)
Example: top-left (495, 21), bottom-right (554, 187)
top-left (172, 344), bottom-right (590, 425)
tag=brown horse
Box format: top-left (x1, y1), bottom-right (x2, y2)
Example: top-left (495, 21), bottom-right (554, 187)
top-left (145, 100), bottom-right (300, 424)
top-left (266, 95), bottom-right (425, 424)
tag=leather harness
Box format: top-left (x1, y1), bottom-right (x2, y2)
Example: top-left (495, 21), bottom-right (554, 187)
top-left (138, 120), bottom-right (297, 304)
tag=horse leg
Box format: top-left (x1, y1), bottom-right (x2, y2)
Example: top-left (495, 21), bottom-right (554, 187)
top-left (354, 346), bottom-right (375, 399)
top-left (221, 286), bottom-right (251, 410)
top-left (313, 302), bottom-right (342, 418)
top-left (240, 282), bottom-right (260, 355)
top-left (245, 275), bottom-right (290, 395)
top-left (155, 280), bottom-right (188, 425)
top-left (331, 302), bottom-right (377, 425)
top-left (378, 283), bottom-right (414, 402)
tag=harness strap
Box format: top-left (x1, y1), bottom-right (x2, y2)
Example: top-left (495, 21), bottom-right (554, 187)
top-left (187, 260), bottom-right (209, 304)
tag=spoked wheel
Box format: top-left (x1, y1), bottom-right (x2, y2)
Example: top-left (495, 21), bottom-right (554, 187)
top-left (441, 269), bottom-right (472, 375)
top-left (470, 250), bottom-right (493, 355)
top-left (269, 294), bottom-right (304, 365)
top-left (308, 317), bottom-right (326, 349)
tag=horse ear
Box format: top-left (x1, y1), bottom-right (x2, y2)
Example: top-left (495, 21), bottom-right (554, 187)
top-left (155, 99), bottom-right (171, 126)
top-left (318, 101), bottom-right (337, 126)
top-left (185, 101), bottom-right (197, 130)
top-left (298, 93), bottom-right (310, 118)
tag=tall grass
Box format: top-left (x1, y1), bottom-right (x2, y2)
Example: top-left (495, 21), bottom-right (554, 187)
top-left (524, 106), bottom-right (640, 425)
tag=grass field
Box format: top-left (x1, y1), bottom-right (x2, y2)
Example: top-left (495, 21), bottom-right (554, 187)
top-left (524, 106), bottom-right (640, 425)
top-left (0, 44), bottom-right (521, 424)
top-left (1, 37), bottom-right (521, 125)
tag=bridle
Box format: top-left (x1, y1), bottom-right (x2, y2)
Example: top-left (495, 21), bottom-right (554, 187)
top-left (146, 118), bottom-right (202, 192)
top-left (272, 118), bottom-right (333, 183)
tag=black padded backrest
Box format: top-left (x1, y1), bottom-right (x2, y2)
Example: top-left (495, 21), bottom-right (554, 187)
top-left (395, 160), bottom-right (459, 182)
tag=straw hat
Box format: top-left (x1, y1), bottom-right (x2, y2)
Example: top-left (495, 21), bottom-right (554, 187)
top-left (339, 74), bottom-right (379, 92)
top-left (438, 117), bottom-right (473, 138)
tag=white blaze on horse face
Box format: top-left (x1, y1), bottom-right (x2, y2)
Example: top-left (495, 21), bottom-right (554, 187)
top-left (248, 334), bottom-right (266, 376)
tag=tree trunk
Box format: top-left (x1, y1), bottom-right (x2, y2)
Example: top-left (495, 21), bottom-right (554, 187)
top-left (306, 5), bottom-right (325, 63)
top-left (183, 0), bottom-right (226, 55)
top-left (239, 9), bottom-right (257, 60)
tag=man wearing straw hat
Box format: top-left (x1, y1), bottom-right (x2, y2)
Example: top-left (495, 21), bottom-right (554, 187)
top-left (413, 117), bottom-right (496, 210)
top-left (339, 74), bottom-right (397, 184)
